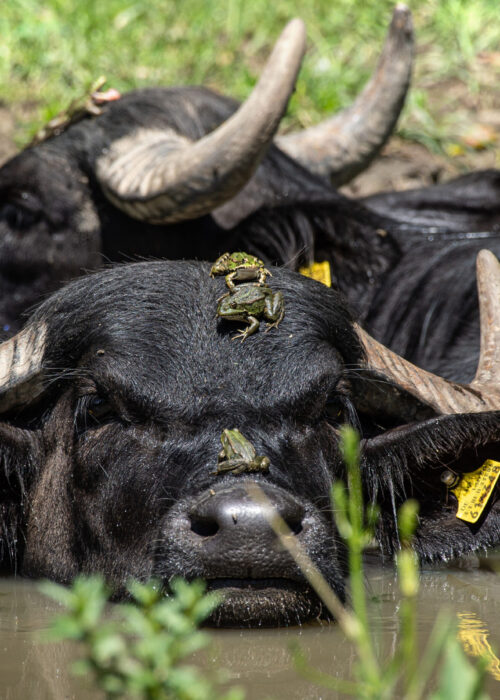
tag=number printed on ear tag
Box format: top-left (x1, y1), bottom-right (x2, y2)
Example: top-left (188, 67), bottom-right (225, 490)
top-left (452, 459), bottom-right (500, 523)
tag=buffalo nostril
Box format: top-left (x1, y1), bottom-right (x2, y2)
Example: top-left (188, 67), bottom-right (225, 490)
top-left (190, 515), bottom-right (219, 537)
top-left (285, 516), bottom-right (303, 536)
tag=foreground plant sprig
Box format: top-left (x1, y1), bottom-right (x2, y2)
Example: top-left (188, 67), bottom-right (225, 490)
top-left (253, 425), bottom-right (490, 699)
top-left (337, 426), bottom-right (490, 699)
top-left (41, 576), bottom-right (243, 700)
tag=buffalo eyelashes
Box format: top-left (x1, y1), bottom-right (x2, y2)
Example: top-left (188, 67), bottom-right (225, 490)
top-left (325, 394), bottom-right (358, 429)
top-left (75, 394), bottom-right (116, 434)
top-left (325, 397), bottom-right (344, 422)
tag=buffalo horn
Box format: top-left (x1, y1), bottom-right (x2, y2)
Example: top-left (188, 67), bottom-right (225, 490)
top-left (357, 249), bottom-right (500, 416)
top-left (0, 323), bottom-right (47, 412)
top-left (276, 5), bottom-right (413, 186)
top-left (97, 19), bottom-right (306, 224)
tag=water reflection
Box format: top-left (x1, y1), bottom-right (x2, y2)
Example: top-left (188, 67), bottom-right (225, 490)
top-left (0, 556), bottom-right (499, 699)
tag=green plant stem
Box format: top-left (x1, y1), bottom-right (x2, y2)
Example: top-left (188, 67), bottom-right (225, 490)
top-left (245, 482), bottom-right (360, 639)
top-left (348, 541), bottom-right (381, 692)
top-left (341, 427), bottom-right (381, 691)
top-left (247, 480), bottom-right (383, 695)
top-left (248, 428), bottom-right (490, 700)
top-left (399, 596), bottom-right (417, 694)
top-left (405, 611), bottom-right (456, 700)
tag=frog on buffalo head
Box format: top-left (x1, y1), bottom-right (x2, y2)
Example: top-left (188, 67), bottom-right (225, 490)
top-left (0, 260), bottom-right (500, 627)
top-left (210, 252), bottom-right (271, 291)
top-left (216, 283), bottom-right (285, 340)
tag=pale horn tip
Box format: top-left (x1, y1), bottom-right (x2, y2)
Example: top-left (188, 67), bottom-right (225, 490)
top-left (277, 18), bottom-right (307, 59)
top-left (390, 4), bottom-right (413, 41)
top-left (477, 248), bottom-right (500, 273)
top-left (285, 17), bottom-right (306, 36)
top-left (473, 248), bottom-right (500, 387)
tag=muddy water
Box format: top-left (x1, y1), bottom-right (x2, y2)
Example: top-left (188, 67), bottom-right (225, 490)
top-left (1, 555), bottom-right (500, 699)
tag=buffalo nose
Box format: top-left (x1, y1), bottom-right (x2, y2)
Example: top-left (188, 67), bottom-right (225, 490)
top-left (189, 484), bottom-right (304, 540)
top-left (161, 481), bottom-right (331, 586)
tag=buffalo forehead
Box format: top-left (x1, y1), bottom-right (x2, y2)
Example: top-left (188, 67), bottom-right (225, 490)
top-left (83, 314), bottom-right (344, 412)
top-left (38, 262), bottom-right (356, 409)
top-left (87, 331), bottom-right (342, 413)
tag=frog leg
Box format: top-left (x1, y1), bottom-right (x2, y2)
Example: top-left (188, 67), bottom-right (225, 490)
top-left (220, 460), bottom-right (257, 475)
top-left (228, 464), bottom-right (251, 475)
top-left (258, 267), bottom-right (271, 286)
top-left (232, 316), bottom-right (260, 341)
top-left (212, 459), bottom-right (248, 475)
top-left (246, 462), bottom-right (265, 473)
top-left (264, 291), bottom-right (285, 331)
top-left (225, 272), bottom-right (238, 292)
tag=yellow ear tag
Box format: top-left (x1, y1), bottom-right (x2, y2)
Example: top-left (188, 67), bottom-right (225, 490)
top-left (299, 261), bottom-right (332, 287)
top-left (452, 459), bottom-right (500, 523)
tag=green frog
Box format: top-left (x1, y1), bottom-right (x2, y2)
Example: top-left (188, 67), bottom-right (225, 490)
top-left (210, 251), bottom-right (270, 291)
top-left (216, 283), bottom-right (285, 340)
top-left (213, 428), bottom-right (270, 476)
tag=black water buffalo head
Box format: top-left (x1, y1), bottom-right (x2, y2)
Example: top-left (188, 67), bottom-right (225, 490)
top-left (0, 259), bottom-right (499, 627)
top-left (0, 10), bottom-right (413, 335)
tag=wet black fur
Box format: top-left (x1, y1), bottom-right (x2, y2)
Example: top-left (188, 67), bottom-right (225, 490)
top-left (0, 263), bottom-right (358, 612)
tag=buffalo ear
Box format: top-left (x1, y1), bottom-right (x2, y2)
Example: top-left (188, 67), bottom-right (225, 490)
top-left (0, 423), bottom-right (42, 571)
top-left (361, 412), bottom-right (500, 563)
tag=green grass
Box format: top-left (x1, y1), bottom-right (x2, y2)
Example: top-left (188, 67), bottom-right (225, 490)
top-left (2, 0), bottom-right (500, 152)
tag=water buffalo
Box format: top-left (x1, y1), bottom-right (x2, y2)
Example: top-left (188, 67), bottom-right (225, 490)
top-left (0, 257), bottom-right (499, 627)
top-left (0, 9), bottom-right (415, 335)
top-left (2, 8), bottom-right (500, 397)
top-left (3, 1), bottom-right (500, 400)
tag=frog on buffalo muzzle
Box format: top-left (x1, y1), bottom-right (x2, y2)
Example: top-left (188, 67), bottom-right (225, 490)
top-left (213, 429), bottom-right (270, 476)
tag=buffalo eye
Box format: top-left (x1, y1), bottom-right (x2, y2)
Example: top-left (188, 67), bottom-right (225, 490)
top-left (325, 393), bottom-right (358, 430)
top-left (325, 396), bottom-right (345, 424)
top-left (0, 202), bottom-right (41, 231)
top-left (76, 394), bottom-right (117, 435)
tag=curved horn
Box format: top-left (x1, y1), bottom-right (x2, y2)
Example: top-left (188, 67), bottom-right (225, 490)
top-left (276, 5), bottom-right (413, 186)
top-left (471, 249), bottom-right (500, 388)
top-left (0, 323), bottom-right (47, 412)
top-left (97, 19), bottom-right (306, 224)
top-left (356, 249), bottom-right (500, 416)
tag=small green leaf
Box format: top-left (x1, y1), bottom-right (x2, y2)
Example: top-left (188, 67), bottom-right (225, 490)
top-left (39, 580), bottom-right (75, 607)
top-left (93, 633), bottom-right (127, 662)
top-left (46, 615), bottom-right (84, 641)
top-left (128, 578), bottom-right (162, 607)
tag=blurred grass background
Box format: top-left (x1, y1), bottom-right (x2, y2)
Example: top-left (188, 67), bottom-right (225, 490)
top-left (1, 0), bottom-right (500, 158)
